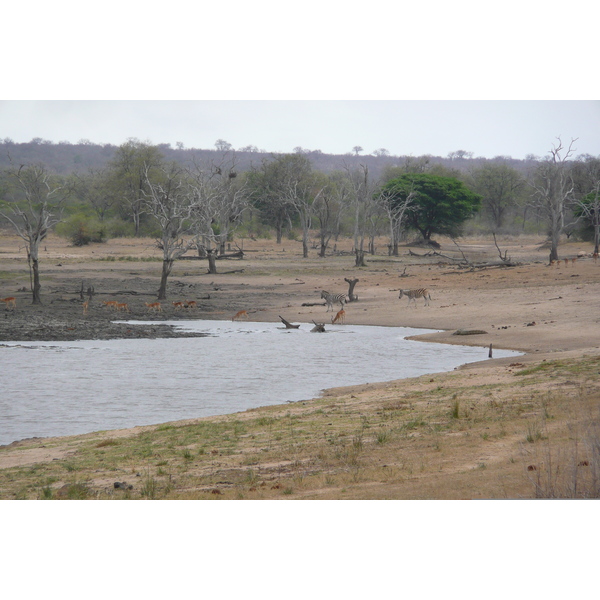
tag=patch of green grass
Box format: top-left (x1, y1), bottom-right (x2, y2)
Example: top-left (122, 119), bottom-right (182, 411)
top-left (451, 399), bottom-right (461, 419)
top-left (95, 439), bottom-right (119, 448)
top-left (514, 362), bottom-right (556, 376)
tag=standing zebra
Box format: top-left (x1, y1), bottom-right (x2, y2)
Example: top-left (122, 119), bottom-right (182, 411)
top-left (321, 290), bottom-right (346, 312)
top-left (398, 288), bottom-right (431, 307)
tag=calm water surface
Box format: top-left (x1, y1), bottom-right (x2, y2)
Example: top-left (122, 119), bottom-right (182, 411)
top-left (0, 320), bottom-right (521, 445)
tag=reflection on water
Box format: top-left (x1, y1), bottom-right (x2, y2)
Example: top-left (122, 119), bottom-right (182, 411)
top-left (0, 320), bottom-right (521, 445)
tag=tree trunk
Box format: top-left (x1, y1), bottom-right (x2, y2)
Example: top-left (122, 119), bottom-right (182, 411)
top-left (207, 250), bottom-right (218, 274)
top-left (354, 249), bottom-right (367, 267)
top-left (31, 258), bottom-right (42, 304)
top-left (344, 278), bottom-right (359, 302)
top-left (157, 259), bottom-right (174, 300)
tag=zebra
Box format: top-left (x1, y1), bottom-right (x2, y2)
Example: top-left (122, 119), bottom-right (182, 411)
top-left (398, 288), bottom-right (431, 307)
top-left (321, 290), bottom-right (346, 312)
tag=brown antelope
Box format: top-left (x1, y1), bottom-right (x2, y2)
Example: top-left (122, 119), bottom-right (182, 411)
top-left (102, 300), bottom-right (118, 310)
top-left (232, 310), bottom-right (249, 321)
top-left (184, 300), bottom-right (197, 309)
top-left (145, 302), bottom-right (162, 312)
top-left (172, 301), bottom-right (184, 310)
top-left (1, 297), bottom-right (16, 309)
top-left (331, 309), bottom-right (346, 324)
top-left (82, 300), bottom-right (89, 315)
top-left (116, 302), bottom-right (130, 312)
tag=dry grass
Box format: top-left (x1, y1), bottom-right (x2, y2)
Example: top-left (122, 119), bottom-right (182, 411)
top-left (2, 231), bottom-right (600, 499)
top-left (2, 354), bottom-right (599, 500)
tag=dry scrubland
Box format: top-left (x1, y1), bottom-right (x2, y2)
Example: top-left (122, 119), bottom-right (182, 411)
top-left (1, 231), bottom-right (600, 499)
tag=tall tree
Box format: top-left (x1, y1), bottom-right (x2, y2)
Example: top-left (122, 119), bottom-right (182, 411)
top-left (108, 139), bottom-right (164, 236)
top-left (275, 154), bottom-right (317, 258)
top-left (376, 182), bottom-right (417, 256)
top-left (312, 172), bottom-right (348, 257)
top-left (469, 162), bottom-right (525, 230)
top-left (247, 154), bottom-right (308, 244)
top-left (343, 163), bottom-right (380, 266)
top-left (382, 173), bottom-right (481, 242)
top-left (529, 138), bottom-right (577, 263)
top-left (187, 153), bottom-right (250, 274)
top-left (143, 163), bottom-right (197, 300)
top-left (0, 164), bottom-right (69, 303)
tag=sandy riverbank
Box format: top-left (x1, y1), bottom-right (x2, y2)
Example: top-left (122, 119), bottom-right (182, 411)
top-left (1, 231), bottom-right (600, 499)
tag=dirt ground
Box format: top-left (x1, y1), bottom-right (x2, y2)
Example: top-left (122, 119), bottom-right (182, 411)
top-left (1, 230), bottom-right (600, 499)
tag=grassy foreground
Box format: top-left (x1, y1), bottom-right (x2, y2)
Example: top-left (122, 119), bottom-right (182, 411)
top-left (2, 352), bottom-right (599, 500)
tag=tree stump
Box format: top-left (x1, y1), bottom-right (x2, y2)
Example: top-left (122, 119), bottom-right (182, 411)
top-left (344, 278), bottom-right (359, 302)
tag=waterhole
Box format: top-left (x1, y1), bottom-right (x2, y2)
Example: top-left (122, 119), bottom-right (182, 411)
top-left (0, 320), bottom-right (521, 445)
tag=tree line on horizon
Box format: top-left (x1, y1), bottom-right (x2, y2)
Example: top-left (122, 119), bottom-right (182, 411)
top-left (1, 136), bottom-right (599, 303)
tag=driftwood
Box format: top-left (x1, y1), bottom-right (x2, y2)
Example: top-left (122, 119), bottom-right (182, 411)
top-left (311, 321), bottom-right (326, 333)
top-left (279, 316), bottom-right (300, 329)
top-left (302, 302), bottom-right (327, 307)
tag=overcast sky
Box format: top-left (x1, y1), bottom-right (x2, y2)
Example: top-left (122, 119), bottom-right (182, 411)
top-left (3, 3), bottom-right (599, 162)
top-left (1, 100), bottom-right (599, 159)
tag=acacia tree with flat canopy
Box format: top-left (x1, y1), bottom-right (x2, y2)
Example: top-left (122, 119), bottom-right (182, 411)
top-left (0, 164), bottom-right (69, 304)
top-left (381, 173), bottom-right (481, 243)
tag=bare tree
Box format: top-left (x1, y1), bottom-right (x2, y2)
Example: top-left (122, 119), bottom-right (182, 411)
top-left (376, 185), bottom-right (417, 256)
top-left (1, 164), bottom-right (68, 303)
top-left (530, 138), bottom-right (577, 263)
top-left (143, 163), bottom-right (196, 300)
top-left (312, 173), bottom-right (348, 257)
top-left (188, 153), bottom-right (250, 274)
top-left (342, 163), bottom-right (380, 267)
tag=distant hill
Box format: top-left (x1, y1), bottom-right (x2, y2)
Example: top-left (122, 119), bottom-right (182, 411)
top-left (0, 139), bottom-right (535, 178)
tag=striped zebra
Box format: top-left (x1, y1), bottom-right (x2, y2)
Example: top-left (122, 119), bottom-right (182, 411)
top-left (398, 288), bottom-right (431, 307)
top-left (321, 290), bottom-right (346, 312)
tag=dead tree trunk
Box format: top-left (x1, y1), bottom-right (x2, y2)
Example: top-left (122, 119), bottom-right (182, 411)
top-left (279, 316), bottom-right (300, 329)
top-left (344, 278), bottom-right (359, 302)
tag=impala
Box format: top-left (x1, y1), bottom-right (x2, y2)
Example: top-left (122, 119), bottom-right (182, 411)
top-left (1, 297), bottom-right (16, 309)
top-left (232, 310), bottom-right (249, 321)
top-left (331, 309), bottom-right (346, 324)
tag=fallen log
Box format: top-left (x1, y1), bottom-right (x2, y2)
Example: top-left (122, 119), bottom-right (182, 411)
top-left (452, 329), bottom-right (488, 336)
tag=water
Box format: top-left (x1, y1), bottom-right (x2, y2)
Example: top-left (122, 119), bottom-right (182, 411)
top-left (0, 320), bottom-right (521, 445)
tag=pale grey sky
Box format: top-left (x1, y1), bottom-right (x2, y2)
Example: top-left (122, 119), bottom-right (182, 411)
top-left (3, 3), bottom-right (599, 161)
top-left (1, 100), bottom-right (599, 159)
